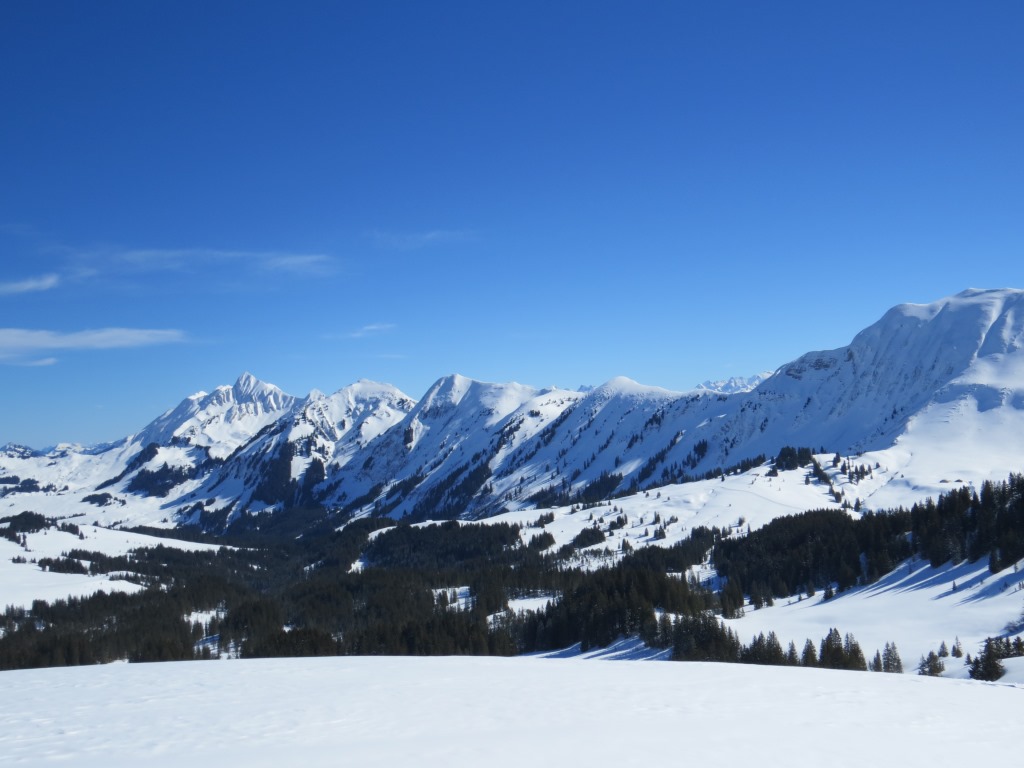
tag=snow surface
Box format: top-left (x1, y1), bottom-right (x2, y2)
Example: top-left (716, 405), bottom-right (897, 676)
top-left (0, 656), bottom-right (1019, 767)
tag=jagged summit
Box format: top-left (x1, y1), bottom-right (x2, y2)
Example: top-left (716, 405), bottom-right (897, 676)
top-left (129, 373), bottom-right (299, 460)
top-left (697, 372), bottom-right (773, 395)
top-left (232, 371), bottom-right (279, 398)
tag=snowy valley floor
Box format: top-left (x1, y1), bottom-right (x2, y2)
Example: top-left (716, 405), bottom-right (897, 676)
top-left (1, 656), bottom-right (1021, 767)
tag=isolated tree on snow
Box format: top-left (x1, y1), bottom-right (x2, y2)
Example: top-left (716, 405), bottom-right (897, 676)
top-left (917, 651), bottom-right (944, 676)
top-left (882, 642), bottom-right (903, 673)
top-left (969, 638), bottom-right (1006, 682)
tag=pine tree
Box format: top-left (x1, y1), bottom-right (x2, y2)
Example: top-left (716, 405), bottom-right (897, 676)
top-left (917, 650), bottom-right (944, 676)
top-left (843, 633), bottom-right (868, 671)
top-left (882, 642), bottom-right (903, 673)
top-left (786, 641), bottom-right (799, 666)
top-left (969, 638), bottom-right (1006, 681)
top-left (819, 628), bottom-right (845, 669)
top-left (801, 638), bottom-right (818, 667)
top-left (951, 637), bottom-right (963, 658)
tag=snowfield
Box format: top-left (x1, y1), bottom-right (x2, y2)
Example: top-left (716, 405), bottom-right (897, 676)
top-left (0, 656), bottom-right (1020, 767)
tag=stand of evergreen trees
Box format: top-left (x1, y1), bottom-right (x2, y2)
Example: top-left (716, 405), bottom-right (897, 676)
top-left (2, 462), bottom-right (1022, 677)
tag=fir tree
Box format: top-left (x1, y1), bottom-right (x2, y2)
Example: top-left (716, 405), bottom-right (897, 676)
top-left (882, 642), bottom-right (903, 673)
top-left (917, 651), bottom-right (944, 676)
top-left (801, 638), bottom-right (818, 667)
top-left (968, 638), bottom-right (1006, 681)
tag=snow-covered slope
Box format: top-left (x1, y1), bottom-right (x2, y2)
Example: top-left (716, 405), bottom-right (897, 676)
top-left (0, 522), bottom-right (222, 609)
top-left (1, 656), bottom-right (1020, 767)
top-left (2, 288), bottom-right (1023, 531)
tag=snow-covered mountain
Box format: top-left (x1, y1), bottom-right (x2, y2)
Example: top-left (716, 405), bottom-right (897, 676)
top-left (696, 372), bottom-right (773, 394)
top-left (132, 371), bottom-right (297, 460)
top-left (3, 288), bottom-right (1024, 532)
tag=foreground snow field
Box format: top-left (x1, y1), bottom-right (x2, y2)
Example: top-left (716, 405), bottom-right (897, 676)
top-left (1, 656), bottom-right (1020, 767)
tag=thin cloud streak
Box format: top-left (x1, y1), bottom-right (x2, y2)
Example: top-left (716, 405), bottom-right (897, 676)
top-left (347, 323), bottom-right (397, 339)
top-left (0, 273), bottom-right (60, 295)
top-left (370, 230), bottom-right (475, 251)
top-left (0, 328), bottom-right (187, 362)
top-left (85, 247), bottom-right (336, 276)
top-left (261, 254), bottom-right (334, 275)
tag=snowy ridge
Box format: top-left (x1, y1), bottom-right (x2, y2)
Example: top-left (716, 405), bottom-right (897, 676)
top-left (696, 371), bottom-right (773, 394)
top-left (2, 288), bottom-right (1024, 531)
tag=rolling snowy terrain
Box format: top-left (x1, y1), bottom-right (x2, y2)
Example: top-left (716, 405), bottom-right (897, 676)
top-left (2, 290), bottom-right (1023, 768)
top-left (3, 289), bottom-right (1024, 673)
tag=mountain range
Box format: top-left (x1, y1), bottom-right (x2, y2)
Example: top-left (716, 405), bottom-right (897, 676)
top-left (3, 288), bottom-right (1024, 533)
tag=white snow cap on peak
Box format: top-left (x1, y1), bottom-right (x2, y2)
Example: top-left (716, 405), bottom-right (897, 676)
top-left (592, 376), bottom-right (679, 398)
top-left (697, 372), bottom-right (774, 395)
top-left (233, 371), bottom-right (271, 396)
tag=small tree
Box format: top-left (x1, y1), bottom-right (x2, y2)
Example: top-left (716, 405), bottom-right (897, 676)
top-left (917, 651), bottom-right (945, 676)
top-left (819, 628), bottom-right (845, 669)
top-left (882, 642), bottom-right (904, 673)
top-left (844, 633), bottom-right (868, 671)
top-left (801, 638), bottom-right (818, 667)
top-left (969, 638), bottom-right (1006, 682)
top-left (786, 641), bottom-right (799, 666)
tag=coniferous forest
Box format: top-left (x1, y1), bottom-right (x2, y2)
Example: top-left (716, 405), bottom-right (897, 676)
top-left (3, 453), bottom-right (1024, 679)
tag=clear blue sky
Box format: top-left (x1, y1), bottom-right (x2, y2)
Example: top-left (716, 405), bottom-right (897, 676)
top-left (2, 1), bottom-right (1022, 447)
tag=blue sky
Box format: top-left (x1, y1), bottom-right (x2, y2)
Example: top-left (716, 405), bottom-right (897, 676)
top-left (2, 1), bottom-right (1022, 447)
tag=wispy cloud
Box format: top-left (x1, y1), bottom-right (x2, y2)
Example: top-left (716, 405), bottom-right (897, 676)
top-left (0, 273), bottom-right (60, 296)
top-left (9, 356), bottom-right (58, 367)
top-left (0, 327), bottom-right (186, 364)
top-left (88, 247), bottom-right (337, 276)
top-left (261, 254), bottom-right (334, 275)
top-left (346, 323), bottom-right (397, 339)
top-left (370, 230), bottom-right (475, 251)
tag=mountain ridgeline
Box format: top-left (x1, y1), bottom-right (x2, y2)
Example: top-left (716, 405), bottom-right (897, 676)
top-left (3, 288), bottom-right (1024, 534)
